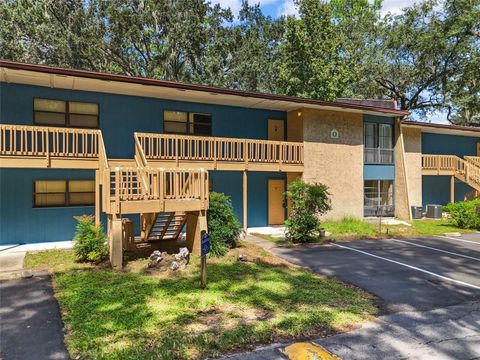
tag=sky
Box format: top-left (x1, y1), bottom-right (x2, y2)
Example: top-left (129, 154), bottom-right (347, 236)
top-left (211, 0), bottom-right (448, 123)
top-left (212, 0), bottom-right (417, 18)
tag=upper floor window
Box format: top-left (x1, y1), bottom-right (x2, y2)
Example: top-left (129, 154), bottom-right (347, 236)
top-left (163, 110), bottom-right (212, 136)
top-left (364, 122), bottom-right (393, 164)
top-left (34, 98), bottom-right (99, 128)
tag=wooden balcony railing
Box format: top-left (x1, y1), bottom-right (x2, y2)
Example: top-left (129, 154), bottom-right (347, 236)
top-left (135, 132), bottom-right (304, 167)
top-left (0, 124), bottom-right (106, 168)
top-left (421, 154), bottom-right (465, 173)
top-left (465, 156), bottom-right (480, 168)
top-left (104, 167), bottom-right (209, 214)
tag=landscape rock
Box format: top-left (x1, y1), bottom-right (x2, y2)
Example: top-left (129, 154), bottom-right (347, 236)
top-left (238, 254), bottom-right (248, 262)
top-left (147, 248), bottom-right (190, 271)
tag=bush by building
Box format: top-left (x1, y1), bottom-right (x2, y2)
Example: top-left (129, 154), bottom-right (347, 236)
top-left (73, 215), bottom-right (108, 263)
top-left (207, 192), bottom-right (242, 256)
top-left (444, 199), bottom-right (480, 229)
top-left (285, 179), bottom-right (331, 243)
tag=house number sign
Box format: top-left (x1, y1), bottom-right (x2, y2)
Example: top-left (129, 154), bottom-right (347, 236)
top-left (330, 129), bottom-right (339, 139)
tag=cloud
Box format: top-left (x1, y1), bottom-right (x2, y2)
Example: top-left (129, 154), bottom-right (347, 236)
top-left (378, 0), bottom-right (416, 15)
top-left (279, 0), bottom-right (299, 17)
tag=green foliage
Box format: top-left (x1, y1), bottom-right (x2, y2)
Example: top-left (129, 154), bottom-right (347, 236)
top-left (73, 215), bottom-right (108, 263)
top-left (207, 192), bottom-right (242, 257)
top-left (444, 200), bottom-right (480, 229)
top-left (285, 180), bottom-right (331, 243)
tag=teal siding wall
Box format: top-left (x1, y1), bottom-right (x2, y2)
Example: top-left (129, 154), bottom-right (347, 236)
top-left (210, 171), bottom-right (286, 228)
top-left (0, 169), bottom-right (105, 245)
top-left (0, 83), bottom-right (285, 158)
top-left (422, 133), bottom-right (478, 157)
top-left (364, 165), bottom-right (395, 180)
top-left (422, 132), bottom-right (479, 207)
top-left (0, 83), bottom-right (287, 244)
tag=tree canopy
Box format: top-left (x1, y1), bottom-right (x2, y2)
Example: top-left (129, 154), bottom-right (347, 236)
top-left (1, 0), bottom-right (479, 124)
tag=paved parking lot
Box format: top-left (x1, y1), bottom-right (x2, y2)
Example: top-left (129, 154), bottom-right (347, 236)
top-left (224, 233), bottom-right (480, 359)
top-left (273, 234), bottom-right (480, 313)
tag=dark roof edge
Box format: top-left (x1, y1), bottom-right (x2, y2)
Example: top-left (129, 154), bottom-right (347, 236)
top-left (0, 60), bottom-right (410, 116)
top-left (402, 120), bottom-right (480, 134)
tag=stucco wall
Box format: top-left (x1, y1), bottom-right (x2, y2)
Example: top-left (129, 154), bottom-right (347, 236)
top-left (302, 109), bottom-right (364, 220)
top-left (403, 127), bottom-right (422, 207)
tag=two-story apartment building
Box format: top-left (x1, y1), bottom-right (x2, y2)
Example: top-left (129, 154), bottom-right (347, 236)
top-left (1, 61), bottom-right (479, 267)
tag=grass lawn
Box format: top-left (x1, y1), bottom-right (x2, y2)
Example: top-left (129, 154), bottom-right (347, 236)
top-left (252, 218), bottom-right (472, 244)
top-left (323, 217), bottom-right (471, 241)
top-left (25, 243), bottom-right (376, 360)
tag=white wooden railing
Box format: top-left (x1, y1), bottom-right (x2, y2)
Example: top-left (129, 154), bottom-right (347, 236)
top-left (135, 132), bottom-right (304, 166)
top-left (0, 124), bottom-right (103, 159)
top-left (422, 154), bottom-right (480, 191)
top-left (103, 167), bottom-right (209, 213)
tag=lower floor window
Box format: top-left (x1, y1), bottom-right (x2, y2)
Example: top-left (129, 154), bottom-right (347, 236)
top-left (34, 180), bottom-right (95, 207)
top-left (364, 180), bottom-right (394, 217)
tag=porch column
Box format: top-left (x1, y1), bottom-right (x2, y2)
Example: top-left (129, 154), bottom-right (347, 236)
top-left (95, 170), bottom-right (101, 226)
top-left (243, 170), bottom-right (248, 231)
top-left (186, 210), bottom-right (208, 255)
top-left (451, 175), bottom-right (455, 203)
top-left (108, 214), bottom-right (123, 270)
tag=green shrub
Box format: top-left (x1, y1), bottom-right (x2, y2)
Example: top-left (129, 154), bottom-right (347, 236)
top-left (285, 180), bottom-right (331, 243)
top-left (207, 192), bottom-right (242, 257)
top-left (73, 215), bottom-right (108, 263)
top-left (443, 199), bottom-right (480, 229)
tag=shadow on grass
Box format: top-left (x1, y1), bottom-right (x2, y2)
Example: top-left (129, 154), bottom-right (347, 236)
top-left (54, 260), bottom-right (375, 360)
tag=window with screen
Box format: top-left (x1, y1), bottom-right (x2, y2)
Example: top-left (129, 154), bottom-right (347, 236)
top-left (364, 122), bottom-right (394, 164)
top-left (34, 98), bottom-right (99, 128)
top-left (163, 110), bottom-right (212, 136)
top-left (34, 180), bottom-right (95, 207)
top-left (364, 180), bottom-right (394, 217)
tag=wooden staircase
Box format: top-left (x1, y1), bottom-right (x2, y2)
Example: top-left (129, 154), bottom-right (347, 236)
top-left (141, 212), bottom-right (187, 241)
top-left (422, 155), bottom-right (480, 195)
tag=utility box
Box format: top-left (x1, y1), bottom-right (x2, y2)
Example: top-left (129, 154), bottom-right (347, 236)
top-left (426, 204), bottom-right (443, 219)
top-left (411, 206), bottom-right (423, 219)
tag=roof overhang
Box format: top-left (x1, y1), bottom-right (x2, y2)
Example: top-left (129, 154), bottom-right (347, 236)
top-left (402, 120), bottom-right (480, 137)
top-left (0, 60), bottom-right (409, 117)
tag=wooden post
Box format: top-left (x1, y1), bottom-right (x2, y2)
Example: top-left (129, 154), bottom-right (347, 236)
top-left (95, 170), bottom-right (101, 226)
top-left (451, 175), bottom-right (455, 203)
top-left (186, 210), bottom-right (207, 255)
top-left (243, 170), bottom-right (248, 231)
top-left (108, 214), bottom-right (123, 270)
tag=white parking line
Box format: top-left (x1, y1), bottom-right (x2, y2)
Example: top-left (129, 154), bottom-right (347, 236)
top-left (435, 235), bottom-right (480, 245)
top-left (332, 243), bottom-right (480, 290)
top-left (389, 238), bottom-right (480, 262)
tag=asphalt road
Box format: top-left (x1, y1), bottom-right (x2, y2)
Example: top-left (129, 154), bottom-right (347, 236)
top-left (224, 233), bottom-right (480, 360)
top-left (0, 275), bottom-right (70, 360)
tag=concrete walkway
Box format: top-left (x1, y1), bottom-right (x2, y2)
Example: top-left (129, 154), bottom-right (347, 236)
top-left (0, 240), bottom-right (73, 253)
top-left (0, 252), bottom-right (25, 272)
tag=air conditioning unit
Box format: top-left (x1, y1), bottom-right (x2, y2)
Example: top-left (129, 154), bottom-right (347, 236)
top-left (426, 205), bottom-right (443, 219)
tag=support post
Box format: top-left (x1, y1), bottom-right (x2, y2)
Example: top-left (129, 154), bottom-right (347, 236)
top-left (186, 210), bottom-right (208, 255)
top-left (243, 170), bottom-right (248, 232)
top-left (451, 175), bottom-right (455, 203)
top-left (95, 170), bottom-right (101, 226)
top-left (108, 214), bottom-right (123, 269)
